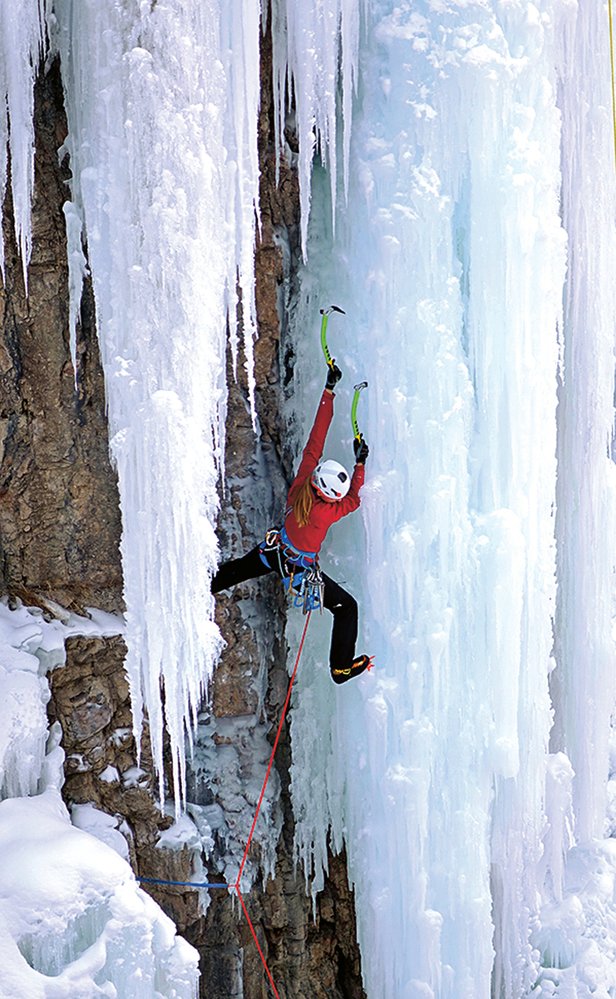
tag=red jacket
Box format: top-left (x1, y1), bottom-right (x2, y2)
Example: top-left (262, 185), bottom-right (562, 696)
top-left (284, 390), bottom-right (364, 553)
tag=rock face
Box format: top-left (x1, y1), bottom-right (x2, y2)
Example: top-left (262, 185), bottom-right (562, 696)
top-left (1, 39), bottom-right (366, 999)
top-left (0, 61), bottom-right (122, 614)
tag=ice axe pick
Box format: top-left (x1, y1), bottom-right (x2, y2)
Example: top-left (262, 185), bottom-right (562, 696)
top-left (320, 305), bottom-right (346, 368)
top-left (351, 381), bottom-right (368, 441)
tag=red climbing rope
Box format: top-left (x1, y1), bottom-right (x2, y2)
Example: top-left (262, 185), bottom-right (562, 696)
top-left (233, 610), bottom-right (312, 995)
top-left (236, 611), bottom-right (311, 887)
top-left (237, 886), bottom-right (281, 999)
top-left (137, 613), bottom-right (313, 997)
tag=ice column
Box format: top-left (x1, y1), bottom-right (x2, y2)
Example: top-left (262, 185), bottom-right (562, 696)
top-left (52, 0), bottom-right (261, 808)
top-left (553, 0), bottom-right (616, 842)
top-left (0, 0), bottom-right (50, 281)
top-left (270, 0), bottom-right (362, 255)
top-left (283, 1), bottom-right (567, 996)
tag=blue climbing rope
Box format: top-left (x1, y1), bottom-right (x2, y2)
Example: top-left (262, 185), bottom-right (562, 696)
top-left (137, 876), bottom-right (229, 890)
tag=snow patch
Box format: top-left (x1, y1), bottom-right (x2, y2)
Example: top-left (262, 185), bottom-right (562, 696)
top-left (0, 602), bottom-right (198, 998)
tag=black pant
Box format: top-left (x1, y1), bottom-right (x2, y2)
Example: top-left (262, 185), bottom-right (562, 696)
top-left (212, 546), bottom-right (358, 670)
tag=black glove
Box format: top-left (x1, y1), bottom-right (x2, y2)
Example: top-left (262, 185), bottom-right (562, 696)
top-left (325, 361), bottom-right (342, 391)
top-left (354, 434), bottom-right (369, 464)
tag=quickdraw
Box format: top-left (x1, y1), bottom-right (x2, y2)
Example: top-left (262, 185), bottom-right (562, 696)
top-left (291, 564), bottom-right (325, 614)
top-left (258, 528), bottom-right (324, 614)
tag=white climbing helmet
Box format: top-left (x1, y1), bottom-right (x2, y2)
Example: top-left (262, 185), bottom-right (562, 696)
top-left (311, 459), bottom-right (351, 502)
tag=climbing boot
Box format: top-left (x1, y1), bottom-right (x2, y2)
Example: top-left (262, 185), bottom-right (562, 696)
top-left (330, 654), bottom-right (374, 685)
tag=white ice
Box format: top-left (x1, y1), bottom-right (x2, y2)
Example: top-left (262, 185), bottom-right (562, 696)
top-left (0, 792), bottom-right (198, 999)
top-left (0, 0), bottom-right (50, 283)
top-left (51, 0), bottom-right (262, 808)
top-left (279, 0), bottom-right (616, 996)
top-left (270, 0), bottom-right (361, 255)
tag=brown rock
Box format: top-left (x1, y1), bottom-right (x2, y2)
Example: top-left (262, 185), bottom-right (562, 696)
top-left (0, 58), bottom-right (122, 614)
top-left (57, 675), bottom-right (114, 742)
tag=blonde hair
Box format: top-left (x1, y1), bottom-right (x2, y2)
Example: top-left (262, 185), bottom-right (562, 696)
top-left (292, 476), bottom-right (315, 528)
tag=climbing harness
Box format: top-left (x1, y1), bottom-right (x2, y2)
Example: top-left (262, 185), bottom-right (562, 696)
top-left (258, 525), bottom-right (324, 614)
top-left (136, 612), bottom-right (313, 999)
top-left (259, 525), bottom-right (316, 570)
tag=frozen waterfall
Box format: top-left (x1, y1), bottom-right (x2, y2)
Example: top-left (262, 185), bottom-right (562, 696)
top-left (52, 0), bottom-right (262, 806)
top-left (1, 0), bottom-right (616, 997)
top-left (281, 0), bottom-right (616, 996)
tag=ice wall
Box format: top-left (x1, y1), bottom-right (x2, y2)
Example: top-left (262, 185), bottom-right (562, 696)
top-left (553, 0), bottom-right (616, 844)
top-left (51, 0), bottom-right (261, 806)
top-left (270, 0), bottom-right (362, 255)
top-left (279, 0), bottom-right (580, 996)
top-left (2, 0), bottom-right (616, 994)
top-left (0, 3), bottom-right (196, 990)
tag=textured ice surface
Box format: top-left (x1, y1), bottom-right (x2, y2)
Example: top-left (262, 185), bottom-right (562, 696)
top-left (52, 0), bottom-right (262, 807)
top-left (279, 0), bottom-right (616, 996)
top-left (0, 0), bottom-right (50, 281)
top-left (1, 0), bottom-right (616, 996)
top-left (0, 792), bottom-right (198, 999)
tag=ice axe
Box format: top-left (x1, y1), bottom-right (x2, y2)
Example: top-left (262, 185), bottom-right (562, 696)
top-left (320, 305), bottom-right (346, 368)
top-left (351, 381), bottom-right (368, 441)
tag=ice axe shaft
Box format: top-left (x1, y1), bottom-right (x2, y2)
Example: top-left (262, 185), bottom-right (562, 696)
top-left (320, 305), bottom-right (345, 367)
top-left (351, 381), bottom-right (368, 440)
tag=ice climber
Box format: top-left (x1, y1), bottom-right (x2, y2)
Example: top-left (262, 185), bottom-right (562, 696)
top-left (212, 360), bottom-right (373, 684)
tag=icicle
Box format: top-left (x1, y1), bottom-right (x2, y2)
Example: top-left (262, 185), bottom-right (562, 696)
top-left (62, 199), bottom-right (87, 382)
top-left (220, 0), bottom-right (261, 424)
top-left (270, 0), bottom-right (363, 258)
top-left (0, 0), bottom-right (51, 288)
top-left (554, 0), bottom-right (616, 842)
top-left (52, 0), bottom-right (261, 813)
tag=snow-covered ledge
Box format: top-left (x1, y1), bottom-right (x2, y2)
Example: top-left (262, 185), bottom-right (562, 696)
top-left (0, 600), bottom-right (199, 997)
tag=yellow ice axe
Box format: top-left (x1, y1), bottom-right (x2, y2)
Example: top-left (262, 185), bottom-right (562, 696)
top-left (351, 381), bottom-right (368, 440)
top-left (319, 305), bottom-right (345, 368)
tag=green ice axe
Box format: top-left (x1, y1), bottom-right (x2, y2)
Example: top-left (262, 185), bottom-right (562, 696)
top-left (320, 305), bottom-right (346, 368)
top-left (351, 381), bottom-right (368, 440)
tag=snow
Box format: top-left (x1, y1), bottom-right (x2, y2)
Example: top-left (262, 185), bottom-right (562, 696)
top-left (0, 794), bottom-right (198, 999)
top-left (0, 601), bottom-right (198, 998)
top-left (0, 600), bottom-right (123, 800)
top-left (71, 802), bottom-right (131, 861)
